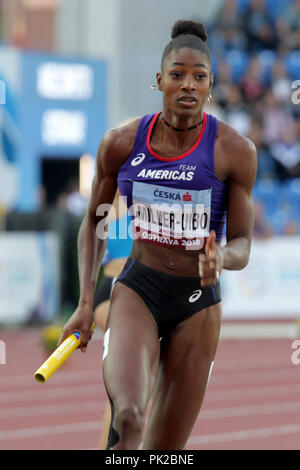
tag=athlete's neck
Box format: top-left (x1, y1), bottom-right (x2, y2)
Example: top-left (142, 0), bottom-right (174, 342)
top-left (149, 112), bottom-right (203, 157)
top-left (160, 111), bottom-right (203, 132)
top-left (161, 115), bottom-right (203, 132)
top-left (157, 111), bottom-right (204, 149)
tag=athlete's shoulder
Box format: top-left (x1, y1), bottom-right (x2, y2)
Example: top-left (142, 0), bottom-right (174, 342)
top-left (214, 119), bottom-right (257, 188)
top-left (102, 116), bottom-right (142, 155)
top-left (216, 119), bottom-right (257, 167)
top-left (217, 119), bottom-right (256, 155)
top-left (96, 117), bottom-right (143, 176)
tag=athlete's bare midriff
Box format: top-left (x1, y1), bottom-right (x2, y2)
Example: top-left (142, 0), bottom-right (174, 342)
top-left (129, 237), bottom-right (221, 276)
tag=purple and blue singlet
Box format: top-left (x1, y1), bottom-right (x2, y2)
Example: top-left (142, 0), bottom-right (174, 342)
top-left (117, 112), bottom-right (227, 250)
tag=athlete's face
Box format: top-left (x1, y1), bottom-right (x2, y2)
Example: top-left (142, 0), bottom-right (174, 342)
top-left (157, 48), bottom-right (213, 117)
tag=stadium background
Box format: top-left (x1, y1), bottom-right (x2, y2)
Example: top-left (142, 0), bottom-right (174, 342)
top-left (0, 0), bottom-right (300, 450)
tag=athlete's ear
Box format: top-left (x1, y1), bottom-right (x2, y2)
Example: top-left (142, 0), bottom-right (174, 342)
top-left (156, 72), bottom-right (163, 92)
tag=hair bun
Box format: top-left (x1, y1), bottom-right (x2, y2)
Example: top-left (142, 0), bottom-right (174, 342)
top-left (171, 20), bottom-right (207, 43)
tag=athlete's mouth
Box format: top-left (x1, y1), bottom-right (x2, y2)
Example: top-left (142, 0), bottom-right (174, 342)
top-left (178, 95), bottom-right (198, 107)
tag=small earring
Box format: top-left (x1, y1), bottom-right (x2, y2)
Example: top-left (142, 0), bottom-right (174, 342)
top-left (208, 92), bottom-right (212, 103)
top-left (151, 85), bottom-right (159, 90)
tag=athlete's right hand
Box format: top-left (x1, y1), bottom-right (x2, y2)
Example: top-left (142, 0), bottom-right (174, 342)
top-left (198, 230), bottom-right (224, 287)
top-left (57, 305), bottom-right (94, 353)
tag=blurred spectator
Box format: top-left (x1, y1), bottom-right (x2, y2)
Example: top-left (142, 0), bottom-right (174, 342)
top-left (211, 0), bottom-right (247, 53)
top-left (270, 123), bottom-right (300, 180)
top-left (270, 59), bottom-right (293, 104)
top-left (213, 59), bottom-right (233, 107)
top-left (262, 90), bottom-right (295, 145)
top-left (283, 220), bottom-right (300, 236)
top-left (276, 0), bottom-right (300, 53)
top-left (294, 115), bottom-right (300, 136)
top-left (239, 57), bottom-right (267, 105)
top-left (247, 119), bottom-right (277, 180)
top-left (223, 84), bottom-right (251, 135)
top-left (242, 0), bottom-right (278, 53)
top-left (37, 185), bottom-right (47, 208)
top-left (59, 178), bottom-right (89, 217)
top-left (253, 200), bottom-right (273, 238)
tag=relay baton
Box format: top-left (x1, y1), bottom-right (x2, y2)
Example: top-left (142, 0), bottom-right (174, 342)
top-left (34, 322), bottom-right (95, 383)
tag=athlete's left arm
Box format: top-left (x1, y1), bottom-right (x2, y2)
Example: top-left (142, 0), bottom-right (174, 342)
top-left (199, 132), bottom-right (257, 286)
top-left (221, 133), bottom-right (258, 271)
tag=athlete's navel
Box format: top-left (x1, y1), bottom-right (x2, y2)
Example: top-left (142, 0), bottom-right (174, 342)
top-left (163, 260), bottom-right (177, 270)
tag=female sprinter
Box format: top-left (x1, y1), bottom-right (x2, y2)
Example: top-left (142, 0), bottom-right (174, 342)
top-left (58, 19), bottom-right (257, 450)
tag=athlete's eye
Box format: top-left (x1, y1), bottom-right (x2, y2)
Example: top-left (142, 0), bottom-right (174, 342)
top-left (196, 74), bottom-right (207, 81)
top-left (170, 72), bottom-right (181, 79)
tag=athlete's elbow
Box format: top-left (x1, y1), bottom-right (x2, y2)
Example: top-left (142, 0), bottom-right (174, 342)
top-left (228, 254), bottom-right (249, 271)
top-left (238, 239), bottom-right (251, 269)
top-left (223, 237), bottom-right (251, 270)
top-left (239, 238), bottom-right (252, 269)
top-left (240, 252), bottom-right (250, 270)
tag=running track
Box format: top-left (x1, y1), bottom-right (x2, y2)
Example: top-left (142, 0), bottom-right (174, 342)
top-left (1, 325), bottom-right (300, 450)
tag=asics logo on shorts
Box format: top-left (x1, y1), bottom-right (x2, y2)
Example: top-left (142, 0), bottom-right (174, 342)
top-left (131, 153), bottom-right (146, 166)
top-left (188, 289), bottom-right (202, 303)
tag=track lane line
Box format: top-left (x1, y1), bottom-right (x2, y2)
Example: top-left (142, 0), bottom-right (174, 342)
top-left (188, 423), bottom-right (300, 446)
top-left (0, 421), bottom-right (102, 441)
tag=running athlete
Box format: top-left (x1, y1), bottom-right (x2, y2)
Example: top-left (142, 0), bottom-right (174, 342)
top-left (58, 19), bottom-right (257, 450)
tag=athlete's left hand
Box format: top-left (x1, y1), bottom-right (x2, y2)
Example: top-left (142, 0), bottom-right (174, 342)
top-left (198, 230), bottom-right (224, 287)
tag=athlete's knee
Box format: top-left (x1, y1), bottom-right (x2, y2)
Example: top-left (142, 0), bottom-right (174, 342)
top-left (114, 403), bottom-right (145, 437)
top-left (107, 402), bottom-right (145, 450)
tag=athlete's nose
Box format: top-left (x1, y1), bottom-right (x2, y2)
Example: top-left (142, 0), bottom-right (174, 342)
top-left (181, 76), bottom-right (196, 91)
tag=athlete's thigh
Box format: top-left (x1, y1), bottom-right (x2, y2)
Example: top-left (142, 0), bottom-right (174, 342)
top-left (102, 282), bottom-right (160, 412)
top-left (94, 299), bottom-right (110, 331)
top-left (143, 302), bottom-right (222, 450)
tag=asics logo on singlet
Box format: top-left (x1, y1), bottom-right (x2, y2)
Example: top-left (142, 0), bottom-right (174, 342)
top-left (188, 290), bottom-right (202, 303)
top-left (131, 153), bottom-right (146, 166)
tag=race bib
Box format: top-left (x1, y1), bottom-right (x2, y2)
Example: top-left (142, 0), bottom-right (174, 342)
top-left (131, 182), bottom-right (211, 250)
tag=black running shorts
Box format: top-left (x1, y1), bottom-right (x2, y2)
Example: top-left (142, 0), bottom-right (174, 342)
top-left (116, 257), bottom-right (221, 338)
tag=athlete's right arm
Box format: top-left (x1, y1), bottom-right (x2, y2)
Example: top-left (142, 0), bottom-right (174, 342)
top-left (58, 121), bottom-right (140, 350)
